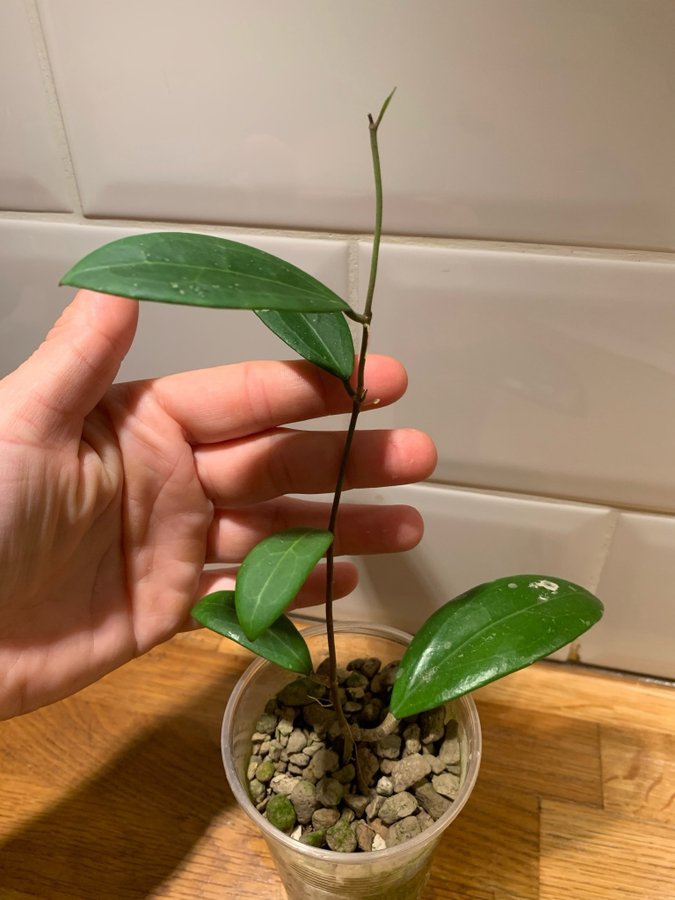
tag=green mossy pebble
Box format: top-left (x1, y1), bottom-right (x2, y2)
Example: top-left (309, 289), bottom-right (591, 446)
top-left (326, 817), bottom-right (357, 853)
top-left (255, 759), bottom-right (276, 784)
top-left (266, 794), bottom-right (297, 831)
top-left (300, 829), bottom-right (326, 847)
top-left (248, 778), bottom-right (266, 803)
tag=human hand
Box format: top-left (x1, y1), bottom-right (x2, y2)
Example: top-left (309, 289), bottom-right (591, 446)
top-left (0, 290), bottom-right (436, 718)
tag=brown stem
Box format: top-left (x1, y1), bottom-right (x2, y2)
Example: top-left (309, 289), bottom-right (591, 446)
top-left (324, 394), bottom-right (364, 762)
top-left (322, 95), bottom-right (392, 762)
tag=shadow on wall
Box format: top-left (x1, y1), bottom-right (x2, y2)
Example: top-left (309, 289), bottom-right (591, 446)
top-left (0, 676), bottom-right (236, 898)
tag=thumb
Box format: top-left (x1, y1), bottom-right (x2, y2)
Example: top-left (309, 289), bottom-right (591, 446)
top-left (10, 290), bottom-right (139, 436)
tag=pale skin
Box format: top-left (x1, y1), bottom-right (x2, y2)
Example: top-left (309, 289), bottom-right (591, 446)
top-left (0, 290), bottom-right (437, 720)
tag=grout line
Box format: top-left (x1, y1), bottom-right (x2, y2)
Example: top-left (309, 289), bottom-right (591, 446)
top-left (0, 210), bottom-right (673, 266)
top-left (371, 235), bottom-right (675, 265)
top-left (540, 657), bottom-right (675, 688)
top-left (0, 210), bottom-right (81, 222)
top-left (0, 209), bottom-right (354, 240)
top-left (586, 508), bottom-right (620, 595)
top-left (422, 477), bottom-right (675, 519)
top-left (346, 239), bottom-right (360, 312)
top-left (23, 0), bottom-right (84, 216)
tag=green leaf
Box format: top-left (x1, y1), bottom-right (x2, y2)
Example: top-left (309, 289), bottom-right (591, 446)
top-left (390, 575), bottom-right (604, 719)
top-left (60, 232), bottom-right (351, 314)
top-left (255, 309), bottom-right (354, 380)
top-left (192, 591), bottom-right (311, 674)
top-left (236, 528), bottom-right (333, 640)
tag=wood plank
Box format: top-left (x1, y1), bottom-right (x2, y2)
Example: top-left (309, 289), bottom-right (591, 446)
top-left (183, 820), bottom-right (285, 900)
top-left (601, 725), bottom-right (675, 826)
top-left (540, 798), bottom-right (675, 899)
top-left (477, 700), bottom-right (603, 806)
top-left (424, 778), bottom-right (540, 900)
top-left (477, 662), bottom-right (675, 734)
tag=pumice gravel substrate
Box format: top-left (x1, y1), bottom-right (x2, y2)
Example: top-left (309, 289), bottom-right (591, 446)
top-left (247, 656), bottom-right (461, 852)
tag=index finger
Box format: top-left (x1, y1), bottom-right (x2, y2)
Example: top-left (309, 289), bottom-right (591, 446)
top-left (150, 355), bottom-right (408, 443)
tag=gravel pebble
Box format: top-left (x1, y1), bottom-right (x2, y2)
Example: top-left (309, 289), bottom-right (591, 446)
top-left (376, 734), bottom-right (402, 760)
top-left (432, 772), bottom-right (460, 799)
top-left (255, 713), bottom-right (277, 735)
top-left (390, 753), bottom-right (432, 793)
top-left (355, 820), bottom-right (375, 852)
top-left (316, 777), bottom-right (344, 808)
top-left (312, 807), bottom-right (340, 829)
top-left (307, 748), bottom-right (339, 780)
top-left (344, 793), bottom-right (369, 817)
top-left (388, 815), bottom-right (422, 846)
top-left (289, 779), bottom-right (317, 824)
top-left (379, 791), bottom-right (418, 825)
top-left (420, 706), bottom-right (446, 744)
top-left (439, 721), bottom-right (461, 766)
top-left (375, 776), bottom-right (394, 797)
top-left (402, 724), bottom-right (422, 756)
top-left (414, 783), bottom-right (451, 820)
top-left (269, 773), bottom-right (298, 796)
top-left (286, 729), bottom-right (308, 755)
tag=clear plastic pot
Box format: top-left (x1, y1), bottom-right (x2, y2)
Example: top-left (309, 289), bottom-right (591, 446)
top-left (222, 623), bottom-right (482, 900)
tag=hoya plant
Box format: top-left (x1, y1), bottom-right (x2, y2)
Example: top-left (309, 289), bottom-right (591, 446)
top-left (61, 93), bottom-right (603, 751)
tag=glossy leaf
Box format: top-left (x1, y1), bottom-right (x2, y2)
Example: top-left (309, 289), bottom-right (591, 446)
top-left (390, 575), bottom-right (604, 719)
top-left (192, 591), bottom-right (311, 674)
top-left (255, 309), bottom-right (354, 380)
top-left (61, 232), bottom-right (351, 313)
top-left (236, 528), bottom-right (333, 640)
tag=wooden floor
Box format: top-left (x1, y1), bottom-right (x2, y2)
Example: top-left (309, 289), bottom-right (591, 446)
top-left (1, 628), bottom-right (673, 899)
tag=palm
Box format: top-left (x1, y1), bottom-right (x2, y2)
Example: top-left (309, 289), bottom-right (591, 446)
top-left (0, 402), bottom-right (203, 714)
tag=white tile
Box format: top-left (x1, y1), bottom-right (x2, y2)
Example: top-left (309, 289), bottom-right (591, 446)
top-left (588, 512), bottom-right (675, 679)
top-left (0, 1), bottom-right (72, 211)
top-left (358, 241), bottom-right (675, 513)
top-left (302, 483), bottom-right (613, 638)
top-left (0, 219), bottom-right (349, 381)
top-left (38, 0), bottom-right (675, 248)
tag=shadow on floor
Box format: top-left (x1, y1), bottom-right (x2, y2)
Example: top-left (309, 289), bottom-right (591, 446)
top-left (0, 674), bottom-right (236, 899)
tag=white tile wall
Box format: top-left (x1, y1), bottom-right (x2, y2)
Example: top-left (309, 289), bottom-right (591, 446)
top-left (0, 1), bottom-right (73, 211)
top-left (361, 241), bottom-right (675, 514)
top-left (302, 483), bottom-right (614, 634)
top-left (590, 512), bottom-right (675, 679)
top-left (1, 2), bottom-right (674, 679)
top-left (37, 0), bottom-right (675, 249)
top-left (307, 486), bottom-right (673, 680)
